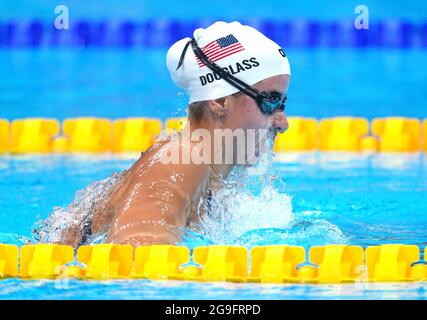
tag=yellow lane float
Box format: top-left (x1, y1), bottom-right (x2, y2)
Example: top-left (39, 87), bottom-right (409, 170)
top-left (11, 118), bottom-right (59, 153)
top-left (61, 117), bottom-right (112, 153)
top-left (371, 117), bottom-right (421, 152)
top-left (249, 245), bottom-right (305, 283)
top-left (0, 117), bottom-right (426, 154)
top-left (319, 117), bottom-right (369, 151)
top-left (274, 117), bottom-right (318, 152)
top-left (113, 118), bottom-right (162, 152)
top-left (77, 244), bottom-right (133, 279)
top-left (0, 119), bottom-right (9, 154)
top-left (423, 118), bottom-right (427, 153)
top-left (133, 245), bottom-right (190, 280)
top-left (365, 244), bottom-right (420, 282)
top-left (20, 244), bottom-right (74, 279)
top-left (307, 245), bottom-right (364, 283)
top-left (1, 244), bottom-right (426, 283)
top-left (0, 244), bottom-right (18, 278)
top-left (193, 245), bottom-right (248, 282)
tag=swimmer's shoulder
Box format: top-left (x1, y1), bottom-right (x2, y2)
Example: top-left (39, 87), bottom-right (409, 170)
top-left (129, 134), bottom-right (211, 188)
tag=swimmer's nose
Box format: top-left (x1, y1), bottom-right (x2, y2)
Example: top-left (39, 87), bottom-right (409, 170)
top-left (272, 111), bottom-right (288, 134)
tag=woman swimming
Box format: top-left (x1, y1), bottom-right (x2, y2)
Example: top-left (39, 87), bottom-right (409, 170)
top-left (56, 21), bottom-right (291, 247)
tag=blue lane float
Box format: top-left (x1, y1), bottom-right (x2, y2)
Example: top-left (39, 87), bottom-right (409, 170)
top-left (0, 19), bottom-right (426, 48)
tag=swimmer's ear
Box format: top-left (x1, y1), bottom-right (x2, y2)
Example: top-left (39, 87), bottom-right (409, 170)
top-left (207, 97), bottom-right (226, 119)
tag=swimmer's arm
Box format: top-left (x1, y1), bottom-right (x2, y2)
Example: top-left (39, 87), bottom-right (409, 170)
top-left (55, 223), bottom-right (83, 247)
top-left (107, 223), bottom-right (181, 246)
top-left (106, 162), bottom-right (210, 246)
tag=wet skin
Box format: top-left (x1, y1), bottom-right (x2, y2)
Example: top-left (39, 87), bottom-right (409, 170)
top-left (61, 74), bottom-right (290, 247)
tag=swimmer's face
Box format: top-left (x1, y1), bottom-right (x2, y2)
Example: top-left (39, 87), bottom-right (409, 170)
top-left (220, 74), bottom-right (290, 135)
top-left (206, 74), bottom-right (290, 163)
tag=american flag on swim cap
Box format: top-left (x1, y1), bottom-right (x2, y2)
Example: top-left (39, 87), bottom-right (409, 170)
top-left (195, 34), bottom-right (245, 68)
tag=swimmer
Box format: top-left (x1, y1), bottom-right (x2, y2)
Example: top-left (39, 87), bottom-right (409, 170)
top-left (59, 21), bottom-right (291, 247)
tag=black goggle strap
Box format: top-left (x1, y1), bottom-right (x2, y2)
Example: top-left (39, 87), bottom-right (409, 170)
top-left (176, 39), bottom-right (192, 71)
top-left (176, 38), bottom-right (286, 110)
top-left (188, 38), bottom-right (267, 105)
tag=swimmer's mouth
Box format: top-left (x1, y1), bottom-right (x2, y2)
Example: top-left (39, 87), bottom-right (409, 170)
top-left (269, 128), bottom-right (278, 140)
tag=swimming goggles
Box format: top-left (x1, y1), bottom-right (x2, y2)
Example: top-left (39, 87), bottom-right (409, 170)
top-left (176, 38), bottom-right (287, 116)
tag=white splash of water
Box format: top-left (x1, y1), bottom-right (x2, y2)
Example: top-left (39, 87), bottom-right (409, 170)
top-left (189, 147), bottom-right (295, 244)
top-left (33, 172), bottom-right (124, 244)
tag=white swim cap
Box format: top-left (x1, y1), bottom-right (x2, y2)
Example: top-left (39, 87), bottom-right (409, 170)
top-left (166, 21), bottom-right (291, 103)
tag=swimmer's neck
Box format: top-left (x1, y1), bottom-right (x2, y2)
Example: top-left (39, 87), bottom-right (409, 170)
top-left (183, 118), bottom-right (234, 178)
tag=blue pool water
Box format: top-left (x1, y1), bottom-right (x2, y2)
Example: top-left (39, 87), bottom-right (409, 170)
top-left (1, 48), bottom-right (427, 120)
top-left (1, 0), bottom-right (427, 300)
top-left (1, 0), bottom-right (426, 22)
top-left (0, 153), bottom-right (426, 299)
